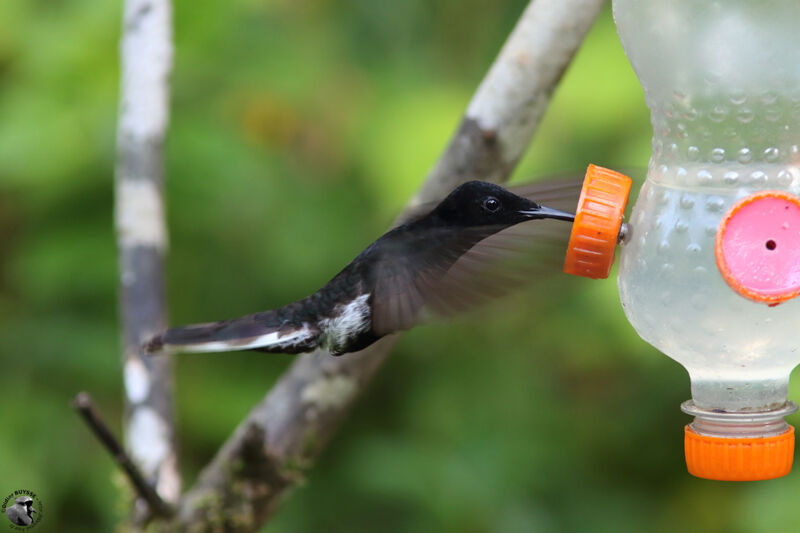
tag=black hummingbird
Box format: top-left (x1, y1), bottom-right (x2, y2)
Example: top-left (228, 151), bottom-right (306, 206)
top-left (145, 180), bottom-right (577, 356)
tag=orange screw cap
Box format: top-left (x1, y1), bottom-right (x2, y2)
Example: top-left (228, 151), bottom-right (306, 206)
top-left (564, 165), bottom-right (632, 279)
top-left (685, 426), bottom-right (795, 481)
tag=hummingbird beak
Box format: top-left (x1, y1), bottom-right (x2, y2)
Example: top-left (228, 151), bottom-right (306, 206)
top-left (519, 204), bottom-right (575, 222)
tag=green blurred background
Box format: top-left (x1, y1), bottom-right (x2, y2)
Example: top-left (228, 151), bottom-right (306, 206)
top-left (1, 1), bottom-right (799, 531)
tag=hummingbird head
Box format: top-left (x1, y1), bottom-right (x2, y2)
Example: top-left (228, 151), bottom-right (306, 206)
top-left (431, 180), bottom-right (575, 228)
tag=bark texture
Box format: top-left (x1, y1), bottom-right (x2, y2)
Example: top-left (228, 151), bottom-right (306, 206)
top-left (114, 0), bottom-right (180, 515)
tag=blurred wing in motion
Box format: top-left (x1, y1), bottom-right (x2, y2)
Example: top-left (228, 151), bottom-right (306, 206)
top-left (426, 217), bottom-right (573, 315)
top-left (371, 225), bottom-right (502, 335)
top-left (371, 178), bottom-right (580, 334)
top-left (508, 177), bottom-right (584, 213)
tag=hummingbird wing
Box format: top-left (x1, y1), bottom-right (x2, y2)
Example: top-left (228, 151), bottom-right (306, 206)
top-left (371, 178), bottom-right (581, 335)
top-left (422, 217), bottom-right (573, 316)
top-left (508, 177), bottom-right (584, 213)
top-left (370, 225), bottom-right (499, 335)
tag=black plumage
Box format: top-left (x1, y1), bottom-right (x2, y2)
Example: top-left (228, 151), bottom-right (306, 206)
top-left (145, 180), bottom-right (578, 356)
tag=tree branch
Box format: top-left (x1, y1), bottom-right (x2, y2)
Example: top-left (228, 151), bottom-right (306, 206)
top-left (164, 1), bottom-right (607, 530)
top-left (409, 0), bottom-right (607, 207)
top-left (114, 0), bottom-right (180, 518)
top-left (72, 393), bottom-right (174, 518)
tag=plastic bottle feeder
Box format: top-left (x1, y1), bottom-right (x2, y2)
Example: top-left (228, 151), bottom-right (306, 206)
top-left (565, 0), bottom-right (800, 481)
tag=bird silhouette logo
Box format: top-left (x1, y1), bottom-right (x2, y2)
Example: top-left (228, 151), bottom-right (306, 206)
top-left (2, 491), bottom-right (42, 529)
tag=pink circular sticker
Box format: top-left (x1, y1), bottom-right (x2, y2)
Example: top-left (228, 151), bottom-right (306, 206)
top-left (716, 191), bottom-right (800, 305)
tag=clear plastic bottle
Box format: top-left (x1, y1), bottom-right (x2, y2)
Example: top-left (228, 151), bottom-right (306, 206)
top-left (612, 0), bottom-right (800, 478)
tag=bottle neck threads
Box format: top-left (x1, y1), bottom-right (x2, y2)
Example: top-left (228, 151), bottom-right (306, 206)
top-left (682, 399), bottom-right (797, 438)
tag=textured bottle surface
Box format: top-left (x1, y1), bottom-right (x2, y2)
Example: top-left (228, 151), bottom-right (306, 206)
top-left (619, 165), bottom-right (800, 375)
top-left (613, 0), bottom-right (800, 410)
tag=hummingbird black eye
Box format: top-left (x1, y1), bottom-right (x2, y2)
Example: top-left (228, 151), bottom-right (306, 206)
top-left (482, 197), bottom-right (500, 213)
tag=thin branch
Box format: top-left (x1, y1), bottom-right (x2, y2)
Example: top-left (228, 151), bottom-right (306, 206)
top-left (114, 0), bottom-right (180, 515)
top-left (166, 1), bottom-right (607, 530)
top-left (72, 392), bottom-right (173, 518)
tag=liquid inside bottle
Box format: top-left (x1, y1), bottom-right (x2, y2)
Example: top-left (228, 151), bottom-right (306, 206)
top-left (613, 0), bottom-right (800, 412)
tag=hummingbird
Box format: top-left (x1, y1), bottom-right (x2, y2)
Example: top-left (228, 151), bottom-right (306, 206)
top-left (145, 180), bottom-right (578, 356)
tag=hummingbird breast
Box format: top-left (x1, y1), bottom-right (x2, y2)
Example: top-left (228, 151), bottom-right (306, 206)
top-left (317, 292), bottom-right (374, 355)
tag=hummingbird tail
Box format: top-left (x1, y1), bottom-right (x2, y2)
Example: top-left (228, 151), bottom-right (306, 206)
top-left (144, 311), bottom-right (321, 355)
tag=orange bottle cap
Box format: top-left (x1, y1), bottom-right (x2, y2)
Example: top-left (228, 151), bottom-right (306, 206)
top-left (563, 165), bottom-right (632, 279)
top-left (685, 426), bottom-right (795, 481)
